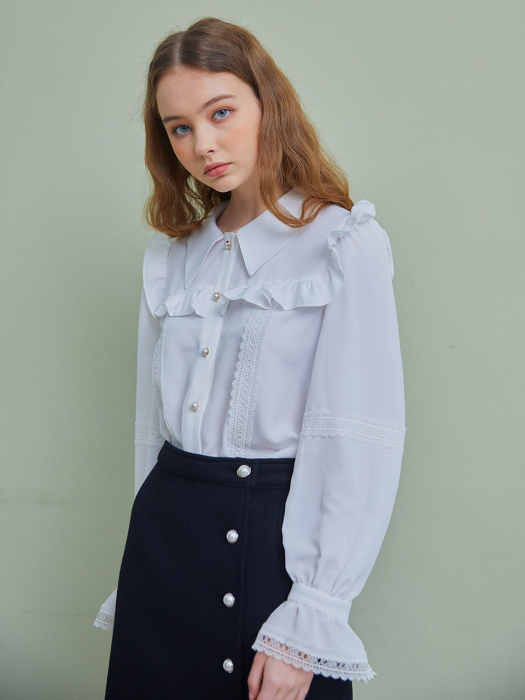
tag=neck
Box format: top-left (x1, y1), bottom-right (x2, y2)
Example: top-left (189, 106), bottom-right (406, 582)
top-left (215, 179), bottom-right (286, 234)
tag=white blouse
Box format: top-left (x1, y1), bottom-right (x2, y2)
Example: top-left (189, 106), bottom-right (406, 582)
top-left (93, 187), bottom-right (406, 683)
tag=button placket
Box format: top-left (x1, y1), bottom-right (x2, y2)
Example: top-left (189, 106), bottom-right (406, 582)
top-left (182, 232), bottom-right (237, 453)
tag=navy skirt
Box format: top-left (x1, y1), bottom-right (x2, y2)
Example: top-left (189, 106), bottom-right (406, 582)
top-left (104, 441), bottom-right (352, 700)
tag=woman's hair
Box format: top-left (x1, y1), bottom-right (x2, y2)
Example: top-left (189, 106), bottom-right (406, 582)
top-left (144, 16), bottom-right (354, 237)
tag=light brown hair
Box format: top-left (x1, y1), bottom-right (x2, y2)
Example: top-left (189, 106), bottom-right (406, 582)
top-left (144, 16), bottom-right (354, 237)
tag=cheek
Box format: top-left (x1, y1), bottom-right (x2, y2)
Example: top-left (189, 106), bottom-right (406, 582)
top-left (229, 120), bottom-right (260, 160)
top-left (169, 139), bottom-right (193, 166)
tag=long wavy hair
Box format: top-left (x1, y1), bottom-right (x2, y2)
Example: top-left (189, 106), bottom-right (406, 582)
top-left (144, 16), bottom-right (354, 238)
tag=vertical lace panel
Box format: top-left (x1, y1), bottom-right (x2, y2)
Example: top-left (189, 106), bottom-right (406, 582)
top-left (226, 303), bottom-right (276, 458)
top-left (149, 315), bottom-right (180, 448)
top-left (152, 315), bottom-right (167, 400)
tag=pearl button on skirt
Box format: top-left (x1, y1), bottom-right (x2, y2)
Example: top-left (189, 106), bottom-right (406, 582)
top-left (104, 441), bottom-right (353, 700)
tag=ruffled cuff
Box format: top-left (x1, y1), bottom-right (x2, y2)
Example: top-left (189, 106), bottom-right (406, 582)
top-left (251, 584), bottom-right (376, 682)
top-left (93, 588), bottom-right (117, 631)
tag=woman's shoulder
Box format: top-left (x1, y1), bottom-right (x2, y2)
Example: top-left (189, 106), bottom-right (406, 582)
top-left (141, 230), bottom-right (186, 317)
top-left (317, 200), bottom-right (394, 281)
top-left (314, 199), bottom-right (375, 229)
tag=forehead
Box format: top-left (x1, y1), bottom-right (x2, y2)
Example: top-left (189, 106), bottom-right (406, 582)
top-left (156, 68), bottom-right (248, 112)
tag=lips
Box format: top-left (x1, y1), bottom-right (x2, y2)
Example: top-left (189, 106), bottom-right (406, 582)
top-left (204, 162), bottom-right (230, 177)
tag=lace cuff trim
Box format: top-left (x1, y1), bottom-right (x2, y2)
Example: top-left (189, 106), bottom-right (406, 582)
top-left (301, 410), bottom-right (406, 452)
top-left (134, 423), bottom-right (165, 448)
top-left (252, 624), bottom-right (376, 682)
top-left (93, 610), bottom-right (114, 631)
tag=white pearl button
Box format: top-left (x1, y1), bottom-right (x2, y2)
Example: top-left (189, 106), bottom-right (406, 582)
top-left (236, 464), bottom-right (251, 478)
top-left (223, 592), bottom-right (235, 607)
top-left (201, 347), bottom-right (210, 357)
top-left (223, 658), bottom-right (234, 673)
top-left (212, 291), bottom-right (221, 301)
top-left (224, 239), bottom-right (232, 249)
top-left (226, 529), bottom-right (239, 544)
top-left (190, 401), bottom-right (199, 411)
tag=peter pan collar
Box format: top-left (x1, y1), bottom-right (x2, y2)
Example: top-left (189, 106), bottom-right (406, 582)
top-left (185, 187), bottom-right (305, 287)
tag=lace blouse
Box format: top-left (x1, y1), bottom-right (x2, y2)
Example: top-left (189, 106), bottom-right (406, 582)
top-left (93, 187), bottom-right (406, 682)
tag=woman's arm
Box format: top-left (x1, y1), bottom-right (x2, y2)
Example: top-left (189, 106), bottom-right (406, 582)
top-left (134, 283), bottom-right (164, 496)
top-left (250, 212), bottom-right (406, 682)
top-left (94, 281), bottom-right (163, 630)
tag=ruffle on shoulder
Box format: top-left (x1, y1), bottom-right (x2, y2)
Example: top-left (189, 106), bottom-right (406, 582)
top-left (220, 200), bottom-right (377, 311)
top-left (142, 230), bottom-right (173, 318)
top-left (142, 233), bottom-right (218, 318)
top-left (142, 200), bottom-right (380, 317)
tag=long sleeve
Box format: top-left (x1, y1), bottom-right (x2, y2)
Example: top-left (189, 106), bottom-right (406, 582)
top-left (252, 214), bottom-right (406, 681)
top-left (94, 282), bottom-right (164, 630)
top-left (133, 283), bottom-right (165, 497)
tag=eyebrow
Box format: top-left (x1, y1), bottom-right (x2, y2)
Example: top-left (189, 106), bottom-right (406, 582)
top-left (161, 94), bottom-right (237, 123)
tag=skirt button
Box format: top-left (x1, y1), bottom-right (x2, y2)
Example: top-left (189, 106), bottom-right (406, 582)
top-left (223, 658), bottom-right (234, 673)
top-left (226, 529), bottom-right (239, 544)
top-left (223, 593), bottom-right (235, 607)
top-left (236, 464), bottom-right (251, 478)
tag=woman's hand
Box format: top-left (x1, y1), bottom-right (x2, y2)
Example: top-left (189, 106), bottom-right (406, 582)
top-left (248, 650), bottom-right (314, 700)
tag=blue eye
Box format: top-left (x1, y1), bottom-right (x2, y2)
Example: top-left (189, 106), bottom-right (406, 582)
top-left (171, 109), bottom-right (231, 137)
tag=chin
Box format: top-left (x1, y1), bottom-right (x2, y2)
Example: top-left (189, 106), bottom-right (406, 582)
top-left (209, 178), bottom-right (238, 193)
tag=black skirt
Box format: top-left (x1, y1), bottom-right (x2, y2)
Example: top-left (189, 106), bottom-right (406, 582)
top-left (104, 441), bottom-right (352, 700)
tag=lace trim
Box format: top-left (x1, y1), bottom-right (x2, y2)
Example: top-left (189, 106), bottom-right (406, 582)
top-left (134, 423), bottom-right (165, 448)
top-left (226, 303), bottom-right (276, 457)
top-left (149, 316), bottom-right (181, 448)
top-left (152, 315), bottom-right (167, 399)
top-left (252, 625), bottom-right (376, 682)
top-left (93, 611), bottom-right (114, 631)
top-left (301, 410), bottom-right (406, 452)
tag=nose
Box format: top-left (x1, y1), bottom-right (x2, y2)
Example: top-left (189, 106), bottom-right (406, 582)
top-left (194, 125), bottom-right (216, 158)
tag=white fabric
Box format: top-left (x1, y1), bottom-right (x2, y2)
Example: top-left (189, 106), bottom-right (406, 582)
top-left (287, 583), bottom-right (352, 621)
top-left (93, 187), bottom-right (406, 682)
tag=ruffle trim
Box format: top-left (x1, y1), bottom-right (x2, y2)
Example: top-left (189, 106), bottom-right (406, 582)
top-left (220, 200), bottom-right (376, 311)
top-left (93, 610), bottom-right (114, 631)
top-left (221, 275), bottom-right (337, 311)
top-left (155, 287), bottom-right (215, 318)
top-left (143, 231), bottom-right (172, 318)
top-left (143, 201), bottom-right (377, 316)
top-left (252, 624), bottom-right (376, 682)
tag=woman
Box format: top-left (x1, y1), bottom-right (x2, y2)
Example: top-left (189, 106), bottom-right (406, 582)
top-left (94, 16), bottom-right (406, 700)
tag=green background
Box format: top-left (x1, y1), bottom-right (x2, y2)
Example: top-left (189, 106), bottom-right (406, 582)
top-left (1, 1), bottom-right (524, 698)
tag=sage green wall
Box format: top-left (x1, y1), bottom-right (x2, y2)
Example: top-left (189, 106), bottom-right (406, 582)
top-left (1, 1), bottom-right (524, 698)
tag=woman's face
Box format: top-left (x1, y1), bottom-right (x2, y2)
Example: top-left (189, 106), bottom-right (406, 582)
top-left (156, 67), bottom-right (262, 193)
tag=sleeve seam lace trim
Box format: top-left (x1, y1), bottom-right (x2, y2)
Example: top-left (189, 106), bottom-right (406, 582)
top-left (300, 410), bottom-right (406, 452)
top-left (252, 624), bottom-right (376, 682)
top-left (134, 423), bottom-right (165, 448)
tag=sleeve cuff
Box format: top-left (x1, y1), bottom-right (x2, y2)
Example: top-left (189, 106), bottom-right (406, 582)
top-left (93, 588), bottom-right (117, 631)
top-left (251, 585), bottom-right (376, 682)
